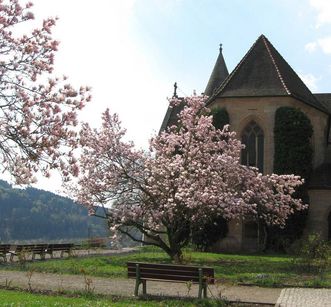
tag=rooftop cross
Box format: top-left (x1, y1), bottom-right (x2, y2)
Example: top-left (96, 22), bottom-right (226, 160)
top-left (173, 82), bottom-right (178, 98)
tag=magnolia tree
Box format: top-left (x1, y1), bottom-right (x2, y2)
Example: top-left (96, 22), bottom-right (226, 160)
top-left (69, 96), bottom-right (306, 261)
top-left (0, 0), bottom-right (90, 184)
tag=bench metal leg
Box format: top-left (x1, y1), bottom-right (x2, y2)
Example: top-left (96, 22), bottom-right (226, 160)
top-left (198, 268), bottom-right (208, 299)
top-left (142, 280), bottom-right (147, 295)
top-left (134, 279), bottom-right (140, 296)
top-left (134, 279), bottom-right (146, 296)
top-left (203, 283), bottom-right (207, 298)
top-left (134, 264), bottom-right (147, 296)
top-left (198, 283), bottom-right (207, 299)
top-left (198, 268), bottom-right (202, 299)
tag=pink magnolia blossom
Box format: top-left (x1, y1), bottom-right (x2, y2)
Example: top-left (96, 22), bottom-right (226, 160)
top-left (0, 0), bottom-right (91, 184)
top-left (68, 96), bottom-right (306, 261)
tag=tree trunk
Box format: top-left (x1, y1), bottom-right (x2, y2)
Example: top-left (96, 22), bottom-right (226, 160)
top-left (170, 249), bottom-right (183, 263)
top-left (257, 220), bottom-right (267, 252)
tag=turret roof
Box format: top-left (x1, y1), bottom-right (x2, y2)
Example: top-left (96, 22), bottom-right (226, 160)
top-left (204, 44), bottom-right (229, 97)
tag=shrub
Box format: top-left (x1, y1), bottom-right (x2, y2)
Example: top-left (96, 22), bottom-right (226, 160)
top-left (292, 234), bottom-right (330, 274)
top-left (268, 107), bottom-right (313, 251)
top-left (191, 216), bottom-right (228, 251)
top-left (210, 107), bottom-right (229, 130)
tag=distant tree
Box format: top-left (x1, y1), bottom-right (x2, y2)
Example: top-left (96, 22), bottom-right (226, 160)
top-left (68, 96), bottom-right (306, 262)
top-left (0, 0), bottom-right (91, 184)
top-left (0, 180), bottom-right (108, 242)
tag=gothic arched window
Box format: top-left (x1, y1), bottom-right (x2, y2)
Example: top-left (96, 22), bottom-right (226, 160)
top-left (241, 121), bottom-right (264, 172)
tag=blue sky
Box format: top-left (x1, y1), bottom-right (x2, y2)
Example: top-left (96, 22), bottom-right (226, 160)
top-left (130, 0), bottom-right (331, 94)
top-left (17, 0), bottom-right (331, 192)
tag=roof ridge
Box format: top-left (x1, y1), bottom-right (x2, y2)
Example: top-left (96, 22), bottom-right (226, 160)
top-left (209, 35), bottom-right (263, 101)
top-left (261, 36), bottom-right (291, 95)
top-left (262, 37), bottom-right (327, 112)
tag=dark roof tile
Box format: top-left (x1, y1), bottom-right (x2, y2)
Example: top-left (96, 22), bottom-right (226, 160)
top-left (314, 93), bottom-right (331, 113)
top-left (209, 35), bottom-right (329, 114)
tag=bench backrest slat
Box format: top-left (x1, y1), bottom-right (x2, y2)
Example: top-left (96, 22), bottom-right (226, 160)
top-left (128, 267), bottom-right (212, 278)
top-left (127, 262), bottom-right (215, 284)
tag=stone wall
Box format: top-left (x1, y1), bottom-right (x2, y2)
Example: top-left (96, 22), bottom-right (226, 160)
top-left (209, 96), bottom-right (329, 173)
top-left (307, 189), bottom-right (331, 240)
top-left (208, 96), bottom-right (330, 251)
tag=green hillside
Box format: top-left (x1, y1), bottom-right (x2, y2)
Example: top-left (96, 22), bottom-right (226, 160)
top-left (0, 180), bottom-right (108, 243)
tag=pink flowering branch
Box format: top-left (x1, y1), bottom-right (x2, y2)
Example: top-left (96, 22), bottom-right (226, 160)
top-left (0, 0), bottom-right (91, 184)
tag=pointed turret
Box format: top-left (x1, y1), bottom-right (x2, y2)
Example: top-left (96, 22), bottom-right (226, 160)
top-left (209, 35), bottom-right (328, 113)
top-left (204, 44), bottom-right (229, 97)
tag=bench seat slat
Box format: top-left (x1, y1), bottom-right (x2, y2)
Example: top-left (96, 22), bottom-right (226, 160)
top-left (128, 272), bottom-right (203, 282)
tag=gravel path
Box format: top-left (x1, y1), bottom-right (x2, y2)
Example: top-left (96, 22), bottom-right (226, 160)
top-left (0, 269), bottom-right (280, 305)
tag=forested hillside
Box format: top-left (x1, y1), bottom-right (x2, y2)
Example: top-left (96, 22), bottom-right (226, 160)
top-left (0, 180), bottom-right (108, 242)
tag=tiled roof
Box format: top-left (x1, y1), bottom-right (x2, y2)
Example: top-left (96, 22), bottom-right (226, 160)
top-left (208, 35), bottom-right (329, 114)
top-left (204, 45), bottom-right (229, 97)
top-left (314, 93), bottom-right (331, 113)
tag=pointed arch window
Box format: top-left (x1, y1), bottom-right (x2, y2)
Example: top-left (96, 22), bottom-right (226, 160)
top-left (241, 121), bottom-right (264, 172)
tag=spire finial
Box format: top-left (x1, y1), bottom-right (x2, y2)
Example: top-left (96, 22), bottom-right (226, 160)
top-left (173, 82), bottom-right (178, 98)
top-left (219, 43), bottom-right (223, 52)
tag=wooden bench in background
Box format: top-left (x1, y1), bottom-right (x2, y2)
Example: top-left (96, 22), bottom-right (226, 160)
top-left (0, 244), bottom-right (10, 262)
top-left (9, 244), bottom-right (34, 262)
top-left (127, 262), bottom-right (214, 299)
top-left (31, 244), bottom-right (48, 260)
top-left (45, 243), bottom-right (74, 258)
top-left (4, 243), bottom-right (75, 261)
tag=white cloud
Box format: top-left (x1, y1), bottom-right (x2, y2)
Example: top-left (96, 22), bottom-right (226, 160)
top-left (317, 37), bottom-right (331, 54)
top-left (305, 36), bottom-right (331, 55)
top-left (309, 0), bottom-right (331, 27)
top-left (298, 72), bottom-right (319, 91)
top-left (305, 42), bottom-right (318, 53)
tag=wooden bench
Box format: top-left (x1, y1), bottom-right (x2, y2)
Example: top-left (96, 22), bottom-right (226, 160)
top-left (0, 244), bottom-right (10, 262)
top-left (45, 243), bottom-right (74, 258)
top-left (9, 244), bottom-right (34, 262)
top-left (31, 244), bottom-right (48, 260)
top-left (127, 262), bottom-right (214, 299)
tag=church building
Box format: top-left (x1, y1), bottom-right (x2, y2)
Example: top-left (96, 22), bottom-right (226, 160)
top-left (161, 35), bottom-right (331, 252)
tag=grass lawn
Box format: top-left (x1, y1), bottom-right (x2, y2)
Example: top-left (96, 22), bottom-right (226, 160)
top-left (1, 247), bottom-right (330, 288)
top-left (0, 289), bottom-right (230, 306)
